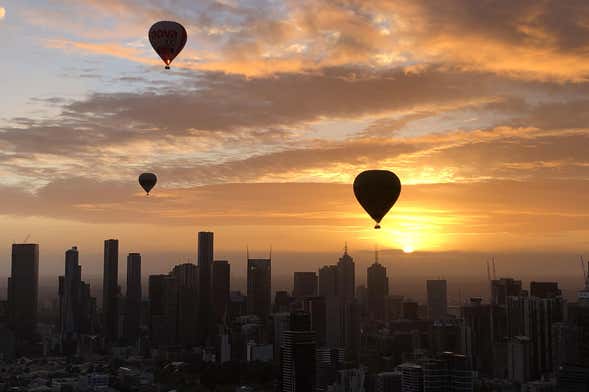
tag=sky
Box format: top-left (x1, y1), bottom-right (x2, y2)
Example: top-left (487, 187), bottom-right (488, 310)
top-left (2, 1), bottom-right (589, 283)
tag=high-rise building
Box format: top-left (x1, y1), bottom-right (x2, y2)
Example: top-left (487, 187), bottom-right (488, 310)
top-left (247, 258), bottom-right (271, 320)
top-left (530, 282), bottom-right (561, 299)
top-left (303, 296), bottom-right (327, 346)
top-left (337, 247), bottom-right (355, 301)
top-left (213, 260), bottom-right (230, 324)
top-left (280, 311), bottom-right (317, 392)
top-left (508, 336), bottom-right (531, 384)
top-left (293, 272), bottom-right (317, 299)
top-left (171, 263), bottom-right (198, 346)
top-left (318, 265), bottom-right (338, 298)
top-left (124, 253), bottom-right (141, 344)
top-left (461, 298), bottom-right (495, 376)
top-left (344, 300), bottom-right (361, 364)
top-left (399, 363), bottom-right (423, 392)
top-left (274, 290), bottom-right (294, 313)
top-left (374, 371), bottom-right (402, 392)
top-left (8, 243), bottom-right (39, 340)
top-left (427, 280), bottom-right (448, 320)
top-left (102, 239), bottom-right (119, 342)
top-left (491, 278), bottom-right (522, 306)
top-left (367, 261), bottom-right (389, 321)
top-left (60, 246), bottom-right (81, 337)
top-left (197, 232), bottom-right (214, 344)
top-left (148, 274), bottom-right (179, 347)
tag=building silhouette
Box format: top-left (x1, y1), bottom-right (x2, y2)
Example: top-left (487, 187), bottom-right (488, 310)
top-left (197, 232), bottom-right (214, 344)
top-left (8, 243), bottom-right (39, 340)
top-left (367, 260), bottom-right (389, 321)
top-left (247, 258), bottom-right (271, 320)
top-left (530, 281), bottom-right (561, 299)
top-left (337, 246), bottom-right (355, 301)
top-left (60, 246), bottom-right (81, 337)
top-left (102, 239), bottom-right (119, 343)
top-left (427, 280), bottom-right (448, 320)
top-left (172, 263), bottom-right (198, 346)
top-left (293, 272), bottom-right (318, 299)
top-left (491, 278), bottom-right (522, 306)
top-left (280, 311), bottom-right (317, 392)
top-left (124, 253), bottom-right (141, 344)
top-left (318, 265), bottom-right (338, 298)
top-left (213, 260), bottom-right (230, 324)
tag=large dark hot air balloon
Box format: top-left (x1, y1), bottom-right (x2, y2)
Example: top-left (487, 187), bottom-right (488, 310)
top-left (139, 173), bottom-right (157, 196)
top-left (353, 170), bottom-right (401, 229)
top-left (149, 21), bottom-right (187, 69)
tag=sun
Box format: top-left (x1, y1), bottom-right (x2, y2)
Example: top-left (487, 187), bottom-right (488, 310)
top-left (402, 245), bottom-right (415, 253)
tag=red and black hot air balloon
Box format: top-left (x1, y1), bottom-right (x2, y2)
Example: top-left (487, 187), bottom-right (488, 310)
top-left (353, 170), bottom-right (401, 229)
top-left (149, 21), bottom-right (187, 69)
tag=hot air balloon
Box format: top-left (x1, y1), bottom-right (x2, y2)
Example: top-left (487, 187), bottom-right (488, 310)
top-left (353, 170), bottom-right (401, 229)
top-left (139, 173), bottom-right (157, 196)
top-left (148, 21), bottom-right (187, 69)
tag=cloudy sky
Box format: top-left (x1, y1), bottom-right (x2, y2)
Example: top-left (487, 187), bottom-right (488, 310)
top-left (2, 1), bottom-right (589, 280)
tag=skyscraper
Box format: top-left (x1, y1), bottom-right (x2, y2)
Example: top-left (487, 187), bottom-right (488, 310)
top-left (367, 261), bottom-right (389, 321)
top-left (337, 246), bottom-right (355, 301)
top-left (318, 265), bottom-right (338, 298)
top-left (281, 311), bottom-right (317, 392)
top-left (197, 232), bottom-right (214, 344)
top-left (427, 280), bottom-right (448, 320)
top-left (102, 239), bottom-right (119, 343)
top-left (530, 281), bottom-right (561, 299)
top-left (303, 296), bottom-right (327, 346)
top-left (212, 260), bottom-right (230, 323)
top-left (247, 258), bottom-right (271, 320)
top-left (293, 272), bottom-right (318, 299)
top-left (8, 243), bottom-right (39, 340)
top-left (60, 246), bottom-right (81, 338)
top-left (491, 278), bottom-right (522, 306)
top-left (172, 263), bottom-right (198, 346)
top-left (124, 253), bottom-right (141, 344)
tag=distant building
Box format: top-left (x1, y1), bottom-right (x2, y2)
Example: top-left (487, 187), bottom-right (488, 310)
top-left (293, 272), bottom-right (318, 298)
top-left (491, 278), bottom-right (522, 306)
top-left (212, 260), bottom-right (230, 323)
top-left (281, 311), bottom-right (317, 392)
top-left (148, 274), bottom-right (178, 346)
top-left (530, 281), bottom-right (561, 299)
top-left (197, 232), bottom-right (214, 344)
top-left (274, 290), bottom-right (294, 313)
top-left (507, 336), bottom-right (531, 384)
top-left (427, 280), bottom-right (448, 320)
top-left (374, 371), bottom-right (401, 392)
top-left (171, 263), bottom-right (198, 346)
top-left (367, 261), bottom-right (389, 321)
top-left (337, 247), bottom-right (355, 301)
top-left (247, 258), bottom-right (271, 319)
top-left (319, 265), bottom-right (338, 298)
top-left (60, 246), bottom-right (81, 337)
top-left (124, 253), bottom-right (141, 344)
top-left (398, 363), bottom-right (422, 392)
top-left (8, 243), bottom-right (39, 340)
top-left (102, 239), bottom-right (119, 343)
top-left (303, 296), bottom-right (327, 346)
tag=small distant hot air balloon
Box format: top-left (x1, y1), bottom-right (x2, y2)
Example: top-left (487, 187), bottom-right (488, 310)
top-left (353, 170), bottom-right (401, 229)
top-left (149, 21), bottom-right (187, 69)
top-left (139, 173), bottom-right (157, 196)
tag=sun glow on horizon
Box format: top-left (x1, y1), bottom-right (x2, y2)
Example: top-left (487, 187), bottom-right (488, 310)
top-left (402, 244), bottom-right (415, 253)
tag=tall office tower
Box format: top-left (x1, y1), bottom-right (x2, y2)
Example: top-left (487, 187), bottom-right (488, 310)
top-left (318, 265), bottom-right (338, 298)
top-left (374, 371), bottom-right (402, 392)
top-left (461, 298), bottom-right (495, 376)
top-left (274, 291), bottom-right (293, 313)
top-left (8, 243), bottom-right (39, 339)
top-left (427, 280), bottom-right (448, 320)
top-left (281, 311), bottom-right (317, 392)
top-left (344, 300), bottom-right (361, 364)
top-left (367, 261), bottom-right (389, 321)
top-left (60, 246), bottom-right (82, 346)
top-left (197, 232), bottom-right (214, 343)
top-left (273, 312), bottom-right (291, 363)
top-left (303, 296), bottom-right (327, 346)
top-left (293, 272), bottom-right (317, 299)
top-left (78, 281), bottom-right (95, 334)
top-left (398, 363), bottom-right (423, 392)
top-left (403, 300), bottom-right (419, 320)
top-left (247, 258), bottom-right (271, 320)
top-left (102, 239), bottom-right (119, 342)
top-left (507, 336), bottom-right (531, 384)
top-left (171, 263), bottom-right (198, 346)
top-left (506, 294), bottom-right (565, 378)
top-left (148, 274), bottom-right (179, 346)
top-left (124, 253), bottom-right (141, 344)
top-left (491, 278), bottom-right (522, 306)
top-left (337, 246), bottom-right (355, 301)
top-left (212, 260), bottom-right (230, 323)
top-left (530, 282), bottom-right (561, 299)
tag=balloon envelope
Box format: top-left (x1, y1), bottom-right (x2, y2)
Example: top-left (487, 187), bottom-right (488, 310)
top-left (149, 21), bottom-right (187, 69)
top-left (353, 170), bottom-right (401, 229)
top-left (139, 173), bottom-right (157, 195)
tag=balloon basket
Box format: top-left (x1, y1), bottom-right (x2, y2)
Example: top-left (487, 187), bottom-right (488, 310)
top-left (374, 224), bottom-right (381, 229)
top-left (165, 65), bottom-right (170, 70)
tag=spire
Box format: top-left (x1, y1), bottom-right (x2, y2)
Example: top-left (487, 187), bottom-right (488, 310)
top-left (374, 244), bottom-right (379, 264)
top-left (247, 245), bottom-right (250, 260)
top-left (269, 245), bottom-right (272, 260)
top-left (344, 241), bottom-right (348, 255)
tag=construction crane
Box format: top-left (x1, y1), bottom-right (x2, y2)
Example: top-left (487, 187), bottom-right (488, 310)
top-left (492, 256), bottom-right (497, 280)
top-left (23, 234), bottom-right (30, 243)
top-left (581, 256), bottom-right (588, 285)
